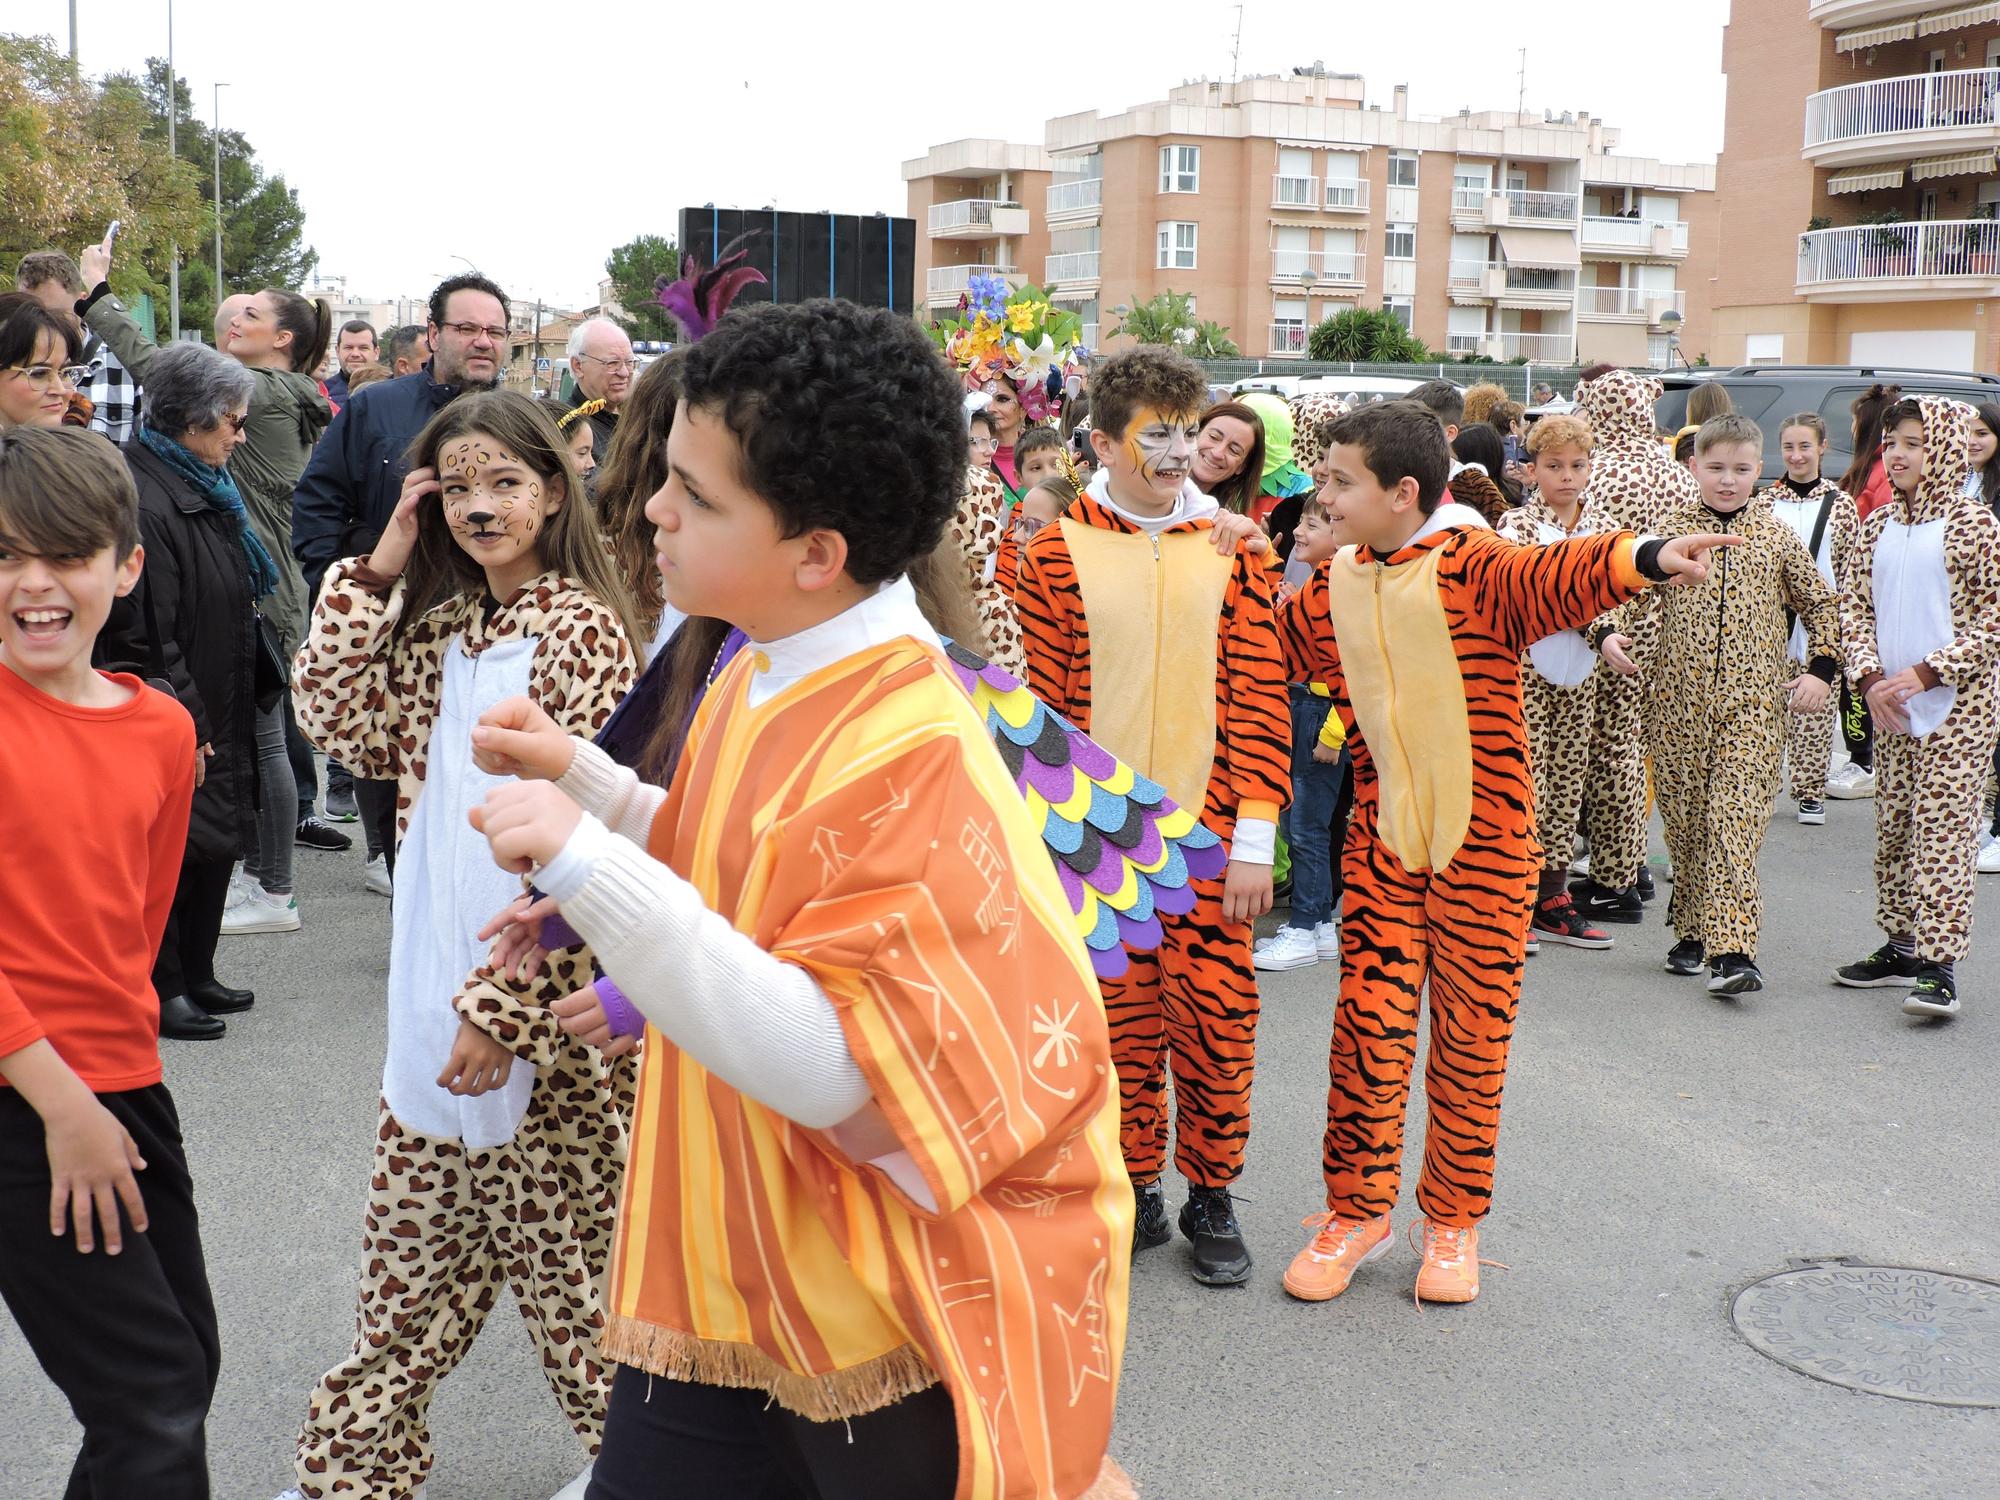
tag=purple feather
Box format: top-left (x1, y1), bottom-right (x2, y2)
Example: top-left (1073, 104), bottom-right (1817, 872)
top-left (656, 241), bottom-right (768, 341)
top-left (1151, 880), bottom-right (1199, 916)
top-left (1115, 911), bottom-right (1163, 949)
top-left (1081, 836), bottom-right (1127, 896)
top-left (1053, 860), bottom-right (1087, 912)
top-left (1020, 753), bottom-right (1076, 804)
top-left (1068, 734), bottom-right (1117, 781)
top-left (1090, 946), bottom-right (1129, 980)
top-left (1183, 840), bottom-right (1228, 881)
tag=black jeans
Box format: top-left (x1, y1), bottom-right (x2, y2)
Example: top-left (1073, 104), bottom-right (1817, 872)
top-left (585, 1367), bottom-right (958, 1500)
top-left (354, 775), bottom-right (398, 870)
top-left (153, 857), bottom-right (234, 1000)
top-left (0, 1084), bottom-right (219, 1499)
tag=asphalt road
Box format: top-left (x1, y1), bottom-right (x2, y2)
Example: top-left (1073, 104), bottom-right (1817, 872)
top-left (4, 784), bottom-right (1998, 1499)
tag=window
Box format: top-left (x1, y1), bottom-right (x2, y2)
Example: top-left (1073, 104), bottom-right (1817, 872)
top-left (1157, 221), bottom-right (1198, 269)
top-left (1388, 151), bottom-right (1419, 188)
top-left (1159, 145), bottom-right (1200, 193)
top-left (1385, 297), bottom-right (1414, 330)
top-left (1385, 222), bottom-right (1416, 260)
top-left (1271, 297), bottom-right (1308, 354)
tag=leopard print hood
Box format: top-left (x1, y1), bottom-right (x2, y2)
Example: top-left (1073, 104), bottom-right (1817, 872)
top-left (1903, 393), bottom-right (1975, 524)
top-left (1573, 367), bottom-right (1697, 531)
top-left (1574, 368), bottom-right (1663, 456)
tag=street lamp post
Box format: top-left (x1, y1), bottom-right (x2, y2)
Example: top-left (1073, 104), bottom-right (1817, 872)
top-left (213, 82), bottom-right (228, 317)
top-left (166, 0), bottom-right (178, 338)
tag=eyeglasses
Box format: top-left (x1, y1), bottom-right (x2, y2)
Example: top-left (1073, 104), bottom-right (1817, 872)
top-left (3, 364), bottom-right (90, 391)
top-left (576, 355), bottom-right (637, 373)
top-left (221, 412), bottom-right (249, 433)
top-left (437, 321), bottom-right (511, 344)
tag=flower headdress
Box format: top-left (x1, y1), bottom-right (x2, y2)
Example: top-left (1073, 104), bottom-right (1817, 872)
top-left (929, 274), bottom-right (1087, 426)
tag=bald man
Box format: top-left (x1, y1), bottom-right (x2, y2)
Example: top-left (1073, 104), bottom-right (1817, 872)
top-left (214, 292), bottom-right (254, 349)
top-left (564, 316), bottom-right (633, 465)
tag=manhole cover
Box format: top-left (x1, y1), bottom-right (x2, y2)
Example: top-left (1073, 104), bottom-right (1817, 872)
top-left (1730, 1260), bottom-right (2000, 1408)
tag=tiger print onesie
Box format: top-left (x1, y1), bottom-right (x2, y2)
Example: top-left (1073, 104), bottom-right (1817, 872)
top-left (290, 563), bottom-right (636, 1499)
top-left (1762, 475), bottom-right (1857, 806)
top-left (1844, 395), bottom-right (2000, 971)
top-left (1647, 491), bottom-right (1839, 964)
top-left (1571, 370), bottom-right (1703, 897)
top-left (1280, 504), bottom-right (1656, 1228)
top-left (1016, 476), bottom-right (1290, 1193)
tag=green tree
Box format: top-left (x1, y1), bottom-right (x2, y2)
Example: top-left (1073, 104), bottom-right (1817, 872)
top-left (1110, 290), bottom-right (1237, 355)
top-left (1306, 304), bottom-right (1435, 362)
top-left (0, 35), bottom-right (203, 317)
top-left (604, 234), bottom-right (683, 342)
top-left (119, 58), bottom-right (317, 341)
top-left (1189, 319), bottom-right (1240, 359)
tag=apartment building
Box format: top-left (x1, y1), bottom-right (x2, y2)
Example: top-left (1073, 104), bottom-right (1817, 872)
top-left (1713, 1), bottom-right (2000, 370)
top-left (903, 70), bottom-right (1716, 366)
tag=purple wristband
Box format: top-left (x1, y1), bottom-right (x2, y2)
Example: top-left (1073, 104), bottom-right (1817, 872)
top-left (595, 976), bottom-right (645, 1040)
top-left (526, 887), bottom-right (581, 950)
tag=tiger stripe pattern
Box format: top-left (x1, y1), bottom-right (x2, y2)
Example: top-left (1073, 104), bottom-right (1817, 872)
top-left (1281, 519), bottom-right (1650, 1225)
top-left (1016, 488), bottom-right (1290, 1187)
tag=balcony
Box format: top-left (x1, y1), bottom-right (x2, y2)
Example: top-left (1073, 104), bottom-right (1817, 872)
top-left (1806, 1), bottom-right (1943, 26)
top-left (1581, 215), bottom-right (1690, 258)
top-left (1046, 178), bottom-right (1102, 222)
top-left (1493, 264), bottom-right (1577, 307)
top-left (1268, 323), bottom-right (1309, 357)
top-left (1576, 285), bottom-right (1688, 322)
top-left (1448, 259), bottom-right (1494, 298)
top-left (1043, 251), bottom-right (1101, 288)
top-left (1451, 187), bottom-right (1581, 229)
top-left (926, 262), bottom-right (1017, 306)
top-left (1797, 218), bottom-right (2000, 301)
top-left (1270, 249), bottom-right (1364, 286)
top-left (929, 199), bottom-right (1030, 239)
top-left (1324, 178), bottom-right (1369, 212)
top-left (1803, 68), bottom-right (2000, 168)
top-left (1273, 174), bottom-right (1319, 210)
top-left (1445, 331), bottom-right (1482, 356)
top-left (1491, 331), bottom-right (1575, 361)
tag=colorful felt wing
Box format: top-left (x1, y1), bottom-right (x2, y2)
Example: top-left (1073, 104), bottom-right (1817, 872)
top-left (941, 640), bottom-right (1226, 979)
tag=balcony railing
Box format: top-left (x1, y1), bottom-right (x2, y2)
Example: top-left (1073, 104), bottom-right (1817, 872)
top-left (928, 199), bottom-right (1022, 234)
top-left (1046, 178), bottom-right (1102, 217)
top-left (1324, 178), bottom-right (1369, 211)
top-left (1081, 321), bottom-right (1099, 350)
top-left (1494, 331), bottom-right (1574, 360)
top-left (1445, 332), bottom-right (1482, 356)
top-left (1805, 68), bottom-right (2000, 151)
top-left (1581, 215), bottom-right (1691, 253)
top-left (1451, 187), bottom-right (1487, 215)
top-left (1449, 258), bottom-right (1492, 288)
top-left (1504, 188), bottom-right (1580, 222)
top-left (1798, 219), bottom-right (2000, 287)
top-left (1273, 174), bottom-right (1318, 209)
top-left (1268, 323), bottom-right (1309, 355)
top-left (1043, 251), bottom-right (1101, 285)
top-left (1502, 265), bottom-right (1577, 294)
top-left (927, 263), bottom-right (1014, 300)
top-left (1576, 285), bottom-right (1687, 318)
top-left (1272, 249), bottom-right (1363, 283)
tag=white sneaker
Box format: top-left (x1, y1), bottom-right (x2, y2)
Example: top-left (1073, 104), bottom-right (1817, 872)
top-left (550, 1465), bottom-right (594, 1500)
top-left (1826, 761), bottom-right (1875, 799)
top-left (221, 886), bottom-right (300, 935)
top-left (1979, 839), bottom-right (2000, 874)
top-left (1569, 853), bottom-right (1591, 877)
top-left (1253, 925), bottom-right (1321, 971)
top-left (224, 867), bottom-right (256, 911)
top-left (1314, 920), bottom-right (1340, 958)
top-left (365, 853), bottom-right (393, 897)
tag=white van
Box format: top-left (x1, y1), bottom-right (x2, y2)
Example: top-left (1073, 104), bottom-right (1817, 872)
top-left (1228, 373), bottom-right (1441, 403)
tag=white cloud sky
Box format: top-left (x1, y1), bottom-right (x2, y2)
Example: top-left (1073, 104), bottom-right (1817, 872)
top-left (24, 0), bottom-right (1730, 311)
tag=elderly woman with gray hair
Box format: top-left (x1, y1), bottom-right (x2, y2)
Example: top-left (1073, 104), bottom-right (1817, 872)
top-left (97, 343), bottom-right (273, 1041)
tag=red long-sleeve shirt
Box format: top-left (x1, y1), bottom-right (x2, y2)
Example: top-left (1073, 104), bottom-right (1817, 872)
top-left (0, 664), bottom-right (194, 1091)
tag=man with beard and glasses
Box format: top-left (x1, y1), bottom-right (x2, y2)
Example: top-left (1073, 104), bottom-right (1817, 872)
top-left (290, 273), bottom-right (511, 889)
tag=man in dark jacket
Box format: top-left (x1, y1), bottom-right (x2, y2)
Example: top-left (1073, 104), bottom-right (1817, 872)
top-left (289, 274), bottom-right (509, 877)
top-left (564, 316), bottom-right (632, 466)
top-left (323, 319), bottom-right (378, 408)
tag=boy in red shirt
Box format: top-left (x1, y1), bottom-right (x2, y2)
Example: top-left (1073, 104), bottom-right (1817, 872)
top-left (0, 428), bottom-right (217, 1496)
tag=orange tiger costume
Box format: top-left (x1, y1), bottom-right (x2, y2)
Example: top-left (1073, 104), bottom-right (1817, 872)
top-left (1016, 483), bottom-right (1290, 1193)
top-left (1280, 505), bottom-right (1653, 1230)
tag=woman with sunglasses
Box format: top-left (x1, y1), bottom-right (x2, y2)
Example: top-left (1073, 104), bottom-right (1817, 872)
top-left (95, 343), bottom-right (272, 1041)
top-left (0, 293), bottom-right (86, 431)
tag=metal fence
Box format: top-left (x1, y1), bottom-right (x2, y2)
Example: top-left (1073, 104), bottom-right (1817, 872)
top-left (1192, 359), bottom-right (1598, 402)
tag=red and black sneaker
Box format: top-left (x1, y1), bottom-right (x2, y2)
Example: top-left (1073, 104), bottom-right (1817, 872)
top-left (1531, 892), bottom-right (1614, 949)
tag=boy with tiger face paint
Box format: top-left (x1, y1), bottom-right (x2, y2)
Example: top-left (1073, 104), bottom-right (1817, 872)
top-left (1015, 346), bottom-right (1291, 1287)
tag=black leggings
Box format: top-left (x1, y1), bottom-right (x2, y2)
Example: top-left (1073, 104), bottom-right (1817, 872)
top-left (1842, 677), bottom-right (1874, 771)
top-left (584, 1367), bottom-right (958, 1500)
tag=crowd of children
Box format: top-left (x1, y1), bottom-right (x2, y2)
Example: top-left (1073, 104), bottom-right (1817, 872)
top-left (8, 273), bottom-right (2000, 1500)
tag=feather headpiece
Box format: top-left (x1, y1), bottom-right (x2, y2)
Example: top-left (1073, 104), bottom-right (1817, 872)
top-left (655, 237), bottom-right (768, 341)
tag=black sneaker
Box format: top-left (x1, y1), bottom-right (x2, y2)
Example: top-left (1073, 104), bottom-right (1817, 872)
top-left (1796, 799), bottom-right (1826, 826)
top-left (1664, 938), bottom-right (1706, 976)
top-left (1178, 1185), bottom-right (1252, 1286)
top-left (1901, 967), bottom-right (1960, 1019)
top-left (1570, 877), bottom-right (1643, 925)
top-left (1132, 1179), bottom-right (1172, 1253)
top-left (1636, 866), bottom-right (1657, 902)
top-left (1532, 892), bottom-right (1614, 949)
top-left (1707, 952), bottom-right (1763, 995)
top-left (1834, 943), bottom-right (1921, 988)
top-left (296, 815), bottom-right (354, 852)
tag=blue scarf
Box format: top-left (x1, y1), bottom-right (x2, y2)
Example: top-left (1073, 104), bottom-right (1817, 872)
top-left (138, 423), bottom-right (281, 599)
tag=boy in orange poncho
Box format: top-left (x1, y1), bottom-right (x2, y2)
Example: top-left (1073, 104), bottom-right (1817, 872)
top-left (466, 301), bottom-right (1133, 1500)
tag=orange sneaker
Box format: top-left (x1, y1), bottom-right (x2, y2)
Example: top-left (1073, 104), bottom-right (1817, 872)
top-left (1412, 1219), bottom-right (1501, 1305)
top-left (1282, 1211), bottom-right (1392, 1302)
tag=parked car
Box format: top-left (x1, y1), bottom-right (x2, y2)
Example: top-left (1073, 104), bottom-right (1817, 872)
top-left (1229, 373), bottom-right (1439, 403)
top-left (1654, 365), bottom-right (2000, 484)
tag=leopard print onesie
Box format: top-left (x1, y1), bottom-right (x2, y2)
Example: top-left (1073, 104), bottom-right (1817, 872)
top-left (1844, 396), bottom-right (2000, 967)
top-left (949, 464), bottom-right (1024, 673)
top-left (1498, 496), bottom-right (1621, 888)
top-left (1649, 494), bottom-right (1839, 962)
top-left (290, 563), bottom-right (637, 1499)
top-left (1762, 477), bottom-right (1857, 804)
top-left (1572, 369), bottom-right (1703, 891)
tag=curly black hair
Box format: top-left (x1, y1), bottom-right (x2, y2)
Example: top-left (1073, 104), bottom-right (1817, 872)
top-left (427, 272), bottom-right (511, 330)
top-left (678, 299), bottom-right (967, 586)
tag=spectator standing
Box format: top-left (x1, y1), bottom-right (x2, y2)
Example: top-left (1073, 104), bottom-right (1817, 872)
top-left (385, 324), bottom-right (430, 377)
top-left (323, 320), bottom-right (378, 408)
top-left (564, 317), bottom-right (633, 467)
top-left (0, 293), bottom-right (84, 432)
top-left (14, 252), bottom-right (138, 443)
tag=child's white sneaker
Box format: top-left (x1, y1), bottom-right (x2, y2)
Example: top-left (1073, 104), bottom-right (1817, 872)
top-left (1314, 920), bottom-right (1340, 958)
top-left (1254, 926), bottom-right (1321, 971)
top-left (550, 1465), bottom-right (594, 1500)
top-left (1826, 761), bottom-right (1875, 799)
top-left (1979, 838), bottom-right (2000, 875)
top-left (221, 886), bottom-right (300, 935)
top-left (365, 853), bottom-right (393, 898)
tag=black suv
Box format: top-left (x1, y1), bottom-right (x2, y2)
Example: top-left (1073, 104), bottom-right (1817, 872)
top-left (1654, 366), bottom-right (2000, 484)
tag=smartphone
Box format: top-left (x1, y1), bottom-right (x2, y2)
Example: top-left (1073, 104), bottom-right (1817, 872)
top-left (105, 220), bottom-right (120, 251)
